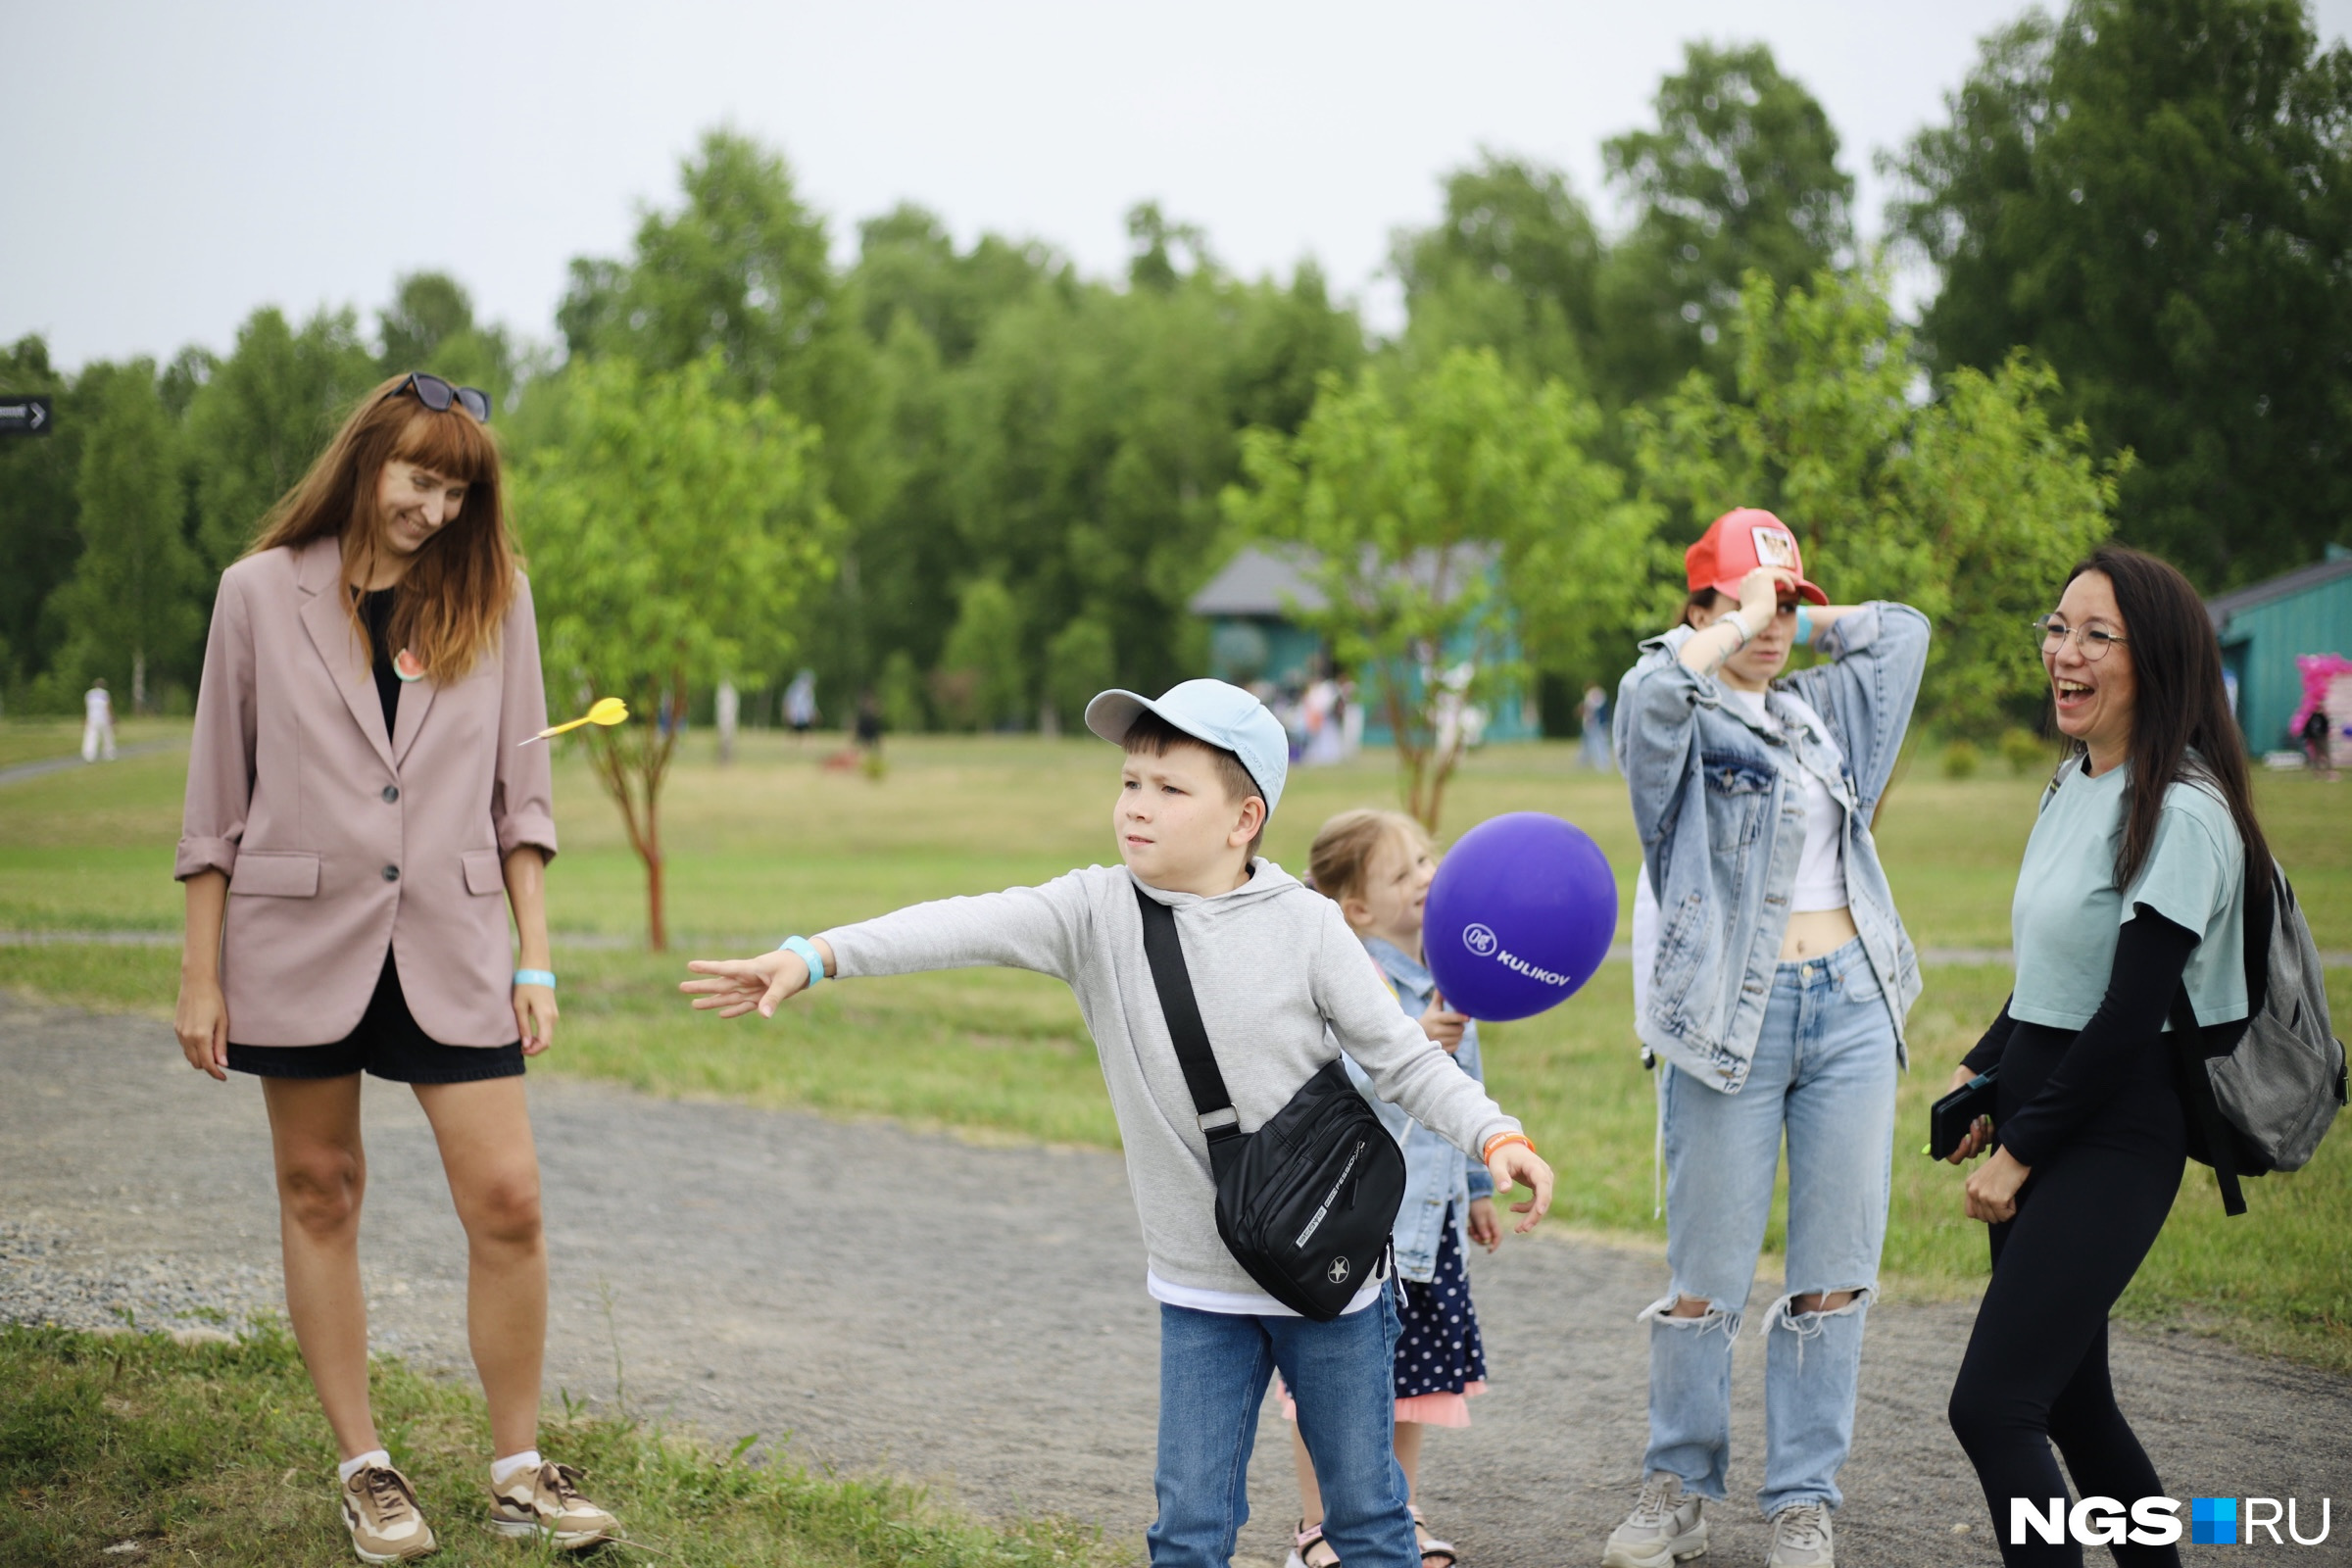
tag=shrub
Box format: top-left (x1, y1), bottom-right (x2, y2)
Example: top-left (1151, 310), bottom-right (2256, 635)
top-left (1941, 739), bottom-right (1983, 779)
top-left (2000, 726), bottom-right (2048, 776)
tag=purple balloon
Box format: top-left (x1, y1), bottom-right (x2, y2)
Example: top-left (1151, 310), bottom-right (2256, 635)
top-left (1423, 812), bottom-right (1618, 1022)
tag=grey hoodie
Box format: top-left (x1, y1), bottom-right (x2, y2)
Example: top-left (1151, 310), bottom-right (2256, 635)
top-left (818, 860), bottom-right (1521, 1305)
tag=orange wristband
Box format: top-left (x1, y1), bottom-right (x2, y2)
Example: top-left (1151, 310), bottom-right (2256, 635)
top-left (1482, 1131), bottom-right (1536, 1164)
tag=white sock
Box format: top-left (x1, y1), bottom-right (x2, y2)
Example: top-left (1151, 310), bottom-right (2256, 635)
top-left (491, 1449), bottom-right (543, 1488)
top-left (338, 1448), bottom-right (391, 1485)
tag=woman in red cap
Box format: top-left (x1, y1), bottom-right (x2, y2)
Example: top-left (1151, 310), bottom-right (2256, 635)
top-left (1604, 509), bottom-right (1930, 1568)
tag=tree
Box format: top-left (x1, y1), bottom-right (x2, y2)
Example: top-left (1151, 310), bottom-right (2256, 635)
top-left (849, 205), bottom-right (1059, 363)
top-left (1634, 270), bottom-right (2120, 735)
top-left (0, 336), bottom-right (81, 702)
top-left (1226, 348), bottom-right (1650, 829)
top-left (556, 129), bottom-right (880, 519)
top-left (1888, 0), bottom-right (2352, 585)
top-left (808, 213), bottom-right (1065, 717)
top-left (1598, 41), bottom-right (1855, 402)
top-left (377, 271), bottom-right (520, 413)
top-left (518, 355), bottom-right (841, 949)
top-left (1391, 153), bottom-right (1607, 396)
top-left (183, 306), bottom-right (379, 575)
top-left (1045, 615), bottom-right (1117, 733)
top-left (828, 234), bottom-right (1360, 725)
top-left (931, 577), bottom-right (1027, 730)
top-left (51, 362), bottom-right (202, 710)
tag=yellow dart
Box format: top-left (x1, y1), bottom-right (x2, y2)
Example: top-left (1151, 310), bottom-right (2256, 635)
top-left (518, 697), bottom-right (629, 745)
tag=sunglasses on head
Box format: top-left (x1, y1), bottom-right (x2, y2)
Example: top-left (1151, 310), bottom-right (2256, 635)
top-left (387, 372), bottom-right (491, 423)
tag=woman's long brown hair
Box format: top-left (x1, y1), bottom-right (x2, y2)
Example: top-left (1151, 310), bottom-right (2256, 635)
top-left (2060, 546), bottom-right (2271, 891)
top-left (247, 374), bottom-right (514, 680)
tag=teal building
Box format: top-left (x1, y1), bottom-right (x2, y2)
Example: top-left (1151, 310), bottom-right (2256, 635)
top-left (1187, 546), bottom-right (1541, 745)
top-left (2207, 548), bottom-right (2352, 750)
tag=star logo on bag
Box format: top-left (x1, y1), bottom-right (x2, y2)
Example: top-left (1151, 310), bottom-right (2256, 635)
top-left (1327, 1257), bottom-right (1350, 1285)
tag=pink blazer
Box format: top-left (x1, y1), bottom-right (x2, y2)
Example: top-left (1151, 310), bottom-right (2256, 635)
top-left (176, 534), bottom-right (558, 1047)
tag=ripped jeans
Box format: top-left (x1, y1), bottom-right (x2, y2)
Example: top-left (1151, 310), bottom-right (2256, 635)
top-left (1642, 938), bottom-right (1898, 1516)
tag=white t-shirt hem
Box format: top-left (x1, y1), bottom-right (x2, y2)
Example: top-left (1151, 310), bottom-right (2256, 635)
top-left (1147, 1269), bottom-right (1383, 1318)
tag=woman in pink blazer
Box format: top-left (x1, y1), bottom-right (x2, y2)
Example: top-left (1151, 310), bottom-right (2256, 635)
top-left (175, 373), bottom-right (618, 1561)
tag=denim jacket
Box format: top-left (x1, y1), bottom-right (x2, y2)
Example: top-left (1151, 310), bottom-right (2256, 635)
top-left (1612, 602), bottom-right (1930, 1094)
top-left (1342, 936), bottom-right (1494, 1281)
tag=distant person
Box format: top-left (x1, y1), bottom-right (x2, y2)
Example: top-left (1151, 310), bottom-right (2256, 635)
top-left (1608, 509), bottom-right (1928, 1568)
top-left (853, 688), bottom-right (886, 778)
top-left (2302, 703), bottom-right (2337, 781)
top-left (1303, 675), bottom-right (1347, 765)
top-left (784, 667), bottom-right (819, 739)
top-left (173, 372), bottom-right (619, 1561)
top-left (1578, 684), bottom-right (1610, 770)
top-left (82, 677), bottom-right (117, 761)
top-left (682, 679), bottom-right (1554, 1568)
top-left (715, 678), bottom-right (740, 765)
top-left (1942, 547), bottom-right (2272, 1566)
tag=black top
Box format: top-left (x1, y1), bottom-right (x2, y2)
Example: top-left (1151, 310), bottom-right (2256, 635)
top-left (1963, 905), bottom-right (2200, 1166)
top-left (359, 588), bottom-right (400, 739)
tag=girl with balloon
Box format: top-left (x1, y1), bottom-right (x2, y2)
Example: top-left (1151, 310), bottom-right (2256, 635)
top-left (174, 373), bottom-right (620, 1560)
top-left (1280, 808), bottom-right (1501, 1568)
top-left (1602, 510), bottom-right (1930, 1568)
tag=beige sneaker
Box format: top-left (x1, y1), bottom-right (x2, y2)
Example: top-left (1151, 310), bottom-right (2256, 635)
top-left (489, 1461), bottom-right (619, 1550)
top-left (1766, 1500), bottom-right (1834, 1567)
top-left (340, 1462), bottom-right (437, 1563)
top-left (1601, 1473), bottom-right (1708, 1568)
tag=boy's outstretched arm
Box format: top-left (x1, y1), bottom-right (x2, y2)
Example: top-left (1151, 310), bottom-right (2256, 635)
top-left (680, 873), bottom-right (1093, 1020)
top-left (681, 937), bottom-right (836, 1019)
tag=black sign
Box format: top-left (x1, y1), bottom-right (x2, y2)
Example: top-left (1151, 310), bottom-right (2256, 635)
top-left (0, 396), bottom-right (52, 436)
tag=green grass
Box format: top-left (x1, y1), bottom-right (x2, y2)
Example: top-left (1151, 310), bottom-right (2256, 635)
top-left (0, 1322), bottom-right (1111, 1568)
top-left (4, 725), bottom-right (2349, 1372)
top-left (0, 716), bottom-right (184, 770)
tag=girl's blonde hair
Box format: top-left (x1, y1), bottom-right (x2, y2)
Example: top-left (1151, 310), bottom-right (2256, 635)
top-left (247, 373), bottom-right (515, 681)
top-left (1307, 808), bottom-right (1430, 912)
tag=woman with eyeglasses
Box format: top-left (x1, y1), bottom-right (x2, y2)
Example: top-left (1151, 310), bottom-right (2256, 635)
top-left (1940, 548), bottom-right (2269, 1565)
top-left (175, 373), bottom-right (619, 1560)
top-left (1606, 510), bottom-right (1930, 1568)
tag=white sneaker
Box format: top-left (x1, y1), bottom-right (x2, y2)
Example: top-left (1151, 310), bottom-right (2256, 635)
top-left (1601, 1473), bottom-right (1708, 1567)
top-left (488, 1461), bottom-right (618, 1551)
top-left (339, 1462), bottom-right (436, 1563)
top-left (1766, 1500), bottom-right (1834, 1567)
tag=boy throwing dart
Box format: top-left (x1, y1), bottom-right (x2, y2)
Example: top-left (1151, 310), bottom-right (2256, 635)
top-left (682, 679), bottom-right (1554, 1568)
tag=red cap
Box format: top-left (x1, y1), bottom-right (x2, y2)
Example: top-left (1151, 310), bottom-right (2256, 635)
top-left (1685, 508), bottom-right (1827, 606)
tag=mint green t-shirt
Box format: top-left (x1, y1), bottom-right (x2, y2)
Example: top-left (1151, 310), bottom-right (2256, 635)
top-left (2009, 757), bottom-right (2247, 1030)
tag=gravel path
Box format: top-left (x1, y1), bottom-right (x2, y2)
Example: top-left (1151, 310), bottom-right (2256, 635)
top-left (6, 991), bottom-right (2347, 1566)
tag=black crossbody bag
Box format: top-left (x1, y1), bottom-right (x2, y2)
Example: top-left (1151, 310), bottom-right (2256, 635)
top-left (1134, 884), bottom-right (1406, 1321)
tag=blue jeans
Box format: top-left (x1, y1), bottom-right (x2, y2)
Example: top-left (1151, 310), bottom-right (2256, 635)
top-left (1151, 1293), bottom-right (1418, 1568)
top-left (1642, 938), bottom-right (1898, 1516)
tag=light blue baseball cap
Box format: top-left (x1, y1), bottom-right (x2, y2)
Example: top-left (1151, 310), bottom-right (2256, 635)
top-left (1085, 678), bottom-right (1289, 816)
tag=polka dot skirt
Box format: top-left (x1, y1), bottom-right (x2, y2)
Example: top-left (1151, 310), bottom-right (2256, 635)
top-left (1394, 1201), bottom-right (1487, 1399)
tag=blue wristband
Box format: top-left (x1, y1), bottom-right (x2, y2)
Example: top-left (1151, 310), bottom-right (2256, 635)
top-left (514, 968), bottom-right (556, 990)
top-left (778, 936), bottom-right (827, 986)
top-left (1794, 607), bottom-right (1815, 648)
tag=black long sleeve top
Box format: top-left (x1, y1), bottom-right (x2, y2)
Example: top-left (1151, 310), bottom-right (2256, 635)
top-left (1962, 906), bottom-right (2201, 1168)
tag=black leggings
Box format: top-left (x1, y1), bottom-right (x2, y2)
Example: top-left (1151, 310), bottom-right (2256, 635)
top-left (1946, 1137), bottom-right (2185, 1565)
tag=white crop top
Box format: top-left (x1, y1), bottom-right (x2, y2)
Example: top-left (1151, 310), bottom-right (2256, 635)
top-left (1729, 689), bottom-right (1849, 913)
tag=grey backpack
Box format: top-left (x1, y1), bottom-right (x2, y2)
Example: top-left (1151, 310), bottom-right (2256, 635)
top-left (2170, 861), bottom-right (2348, 1216)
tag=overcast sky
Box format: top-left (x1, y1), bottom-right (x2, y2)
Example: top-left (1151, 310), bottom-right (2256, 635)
top-left (9, 0), bottom-right (2352, 370)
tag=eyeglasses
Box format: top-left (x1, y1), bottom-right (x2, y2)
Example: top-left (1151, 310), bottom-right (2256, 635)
top-left (386, 372), bottom-right (491, 423)
top-left (2034, 613), bottom-right (2128, 662)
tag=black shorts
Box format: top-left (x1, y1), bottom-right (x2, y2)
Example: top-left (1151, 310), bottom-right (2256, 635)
top-left (226, 951), bottom-right (524, 1085)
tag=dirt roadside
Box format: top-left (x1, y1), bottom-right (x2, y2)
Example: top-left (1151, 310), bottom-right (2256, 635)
top-left (5, 992), bottom-right (2346, 1566)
